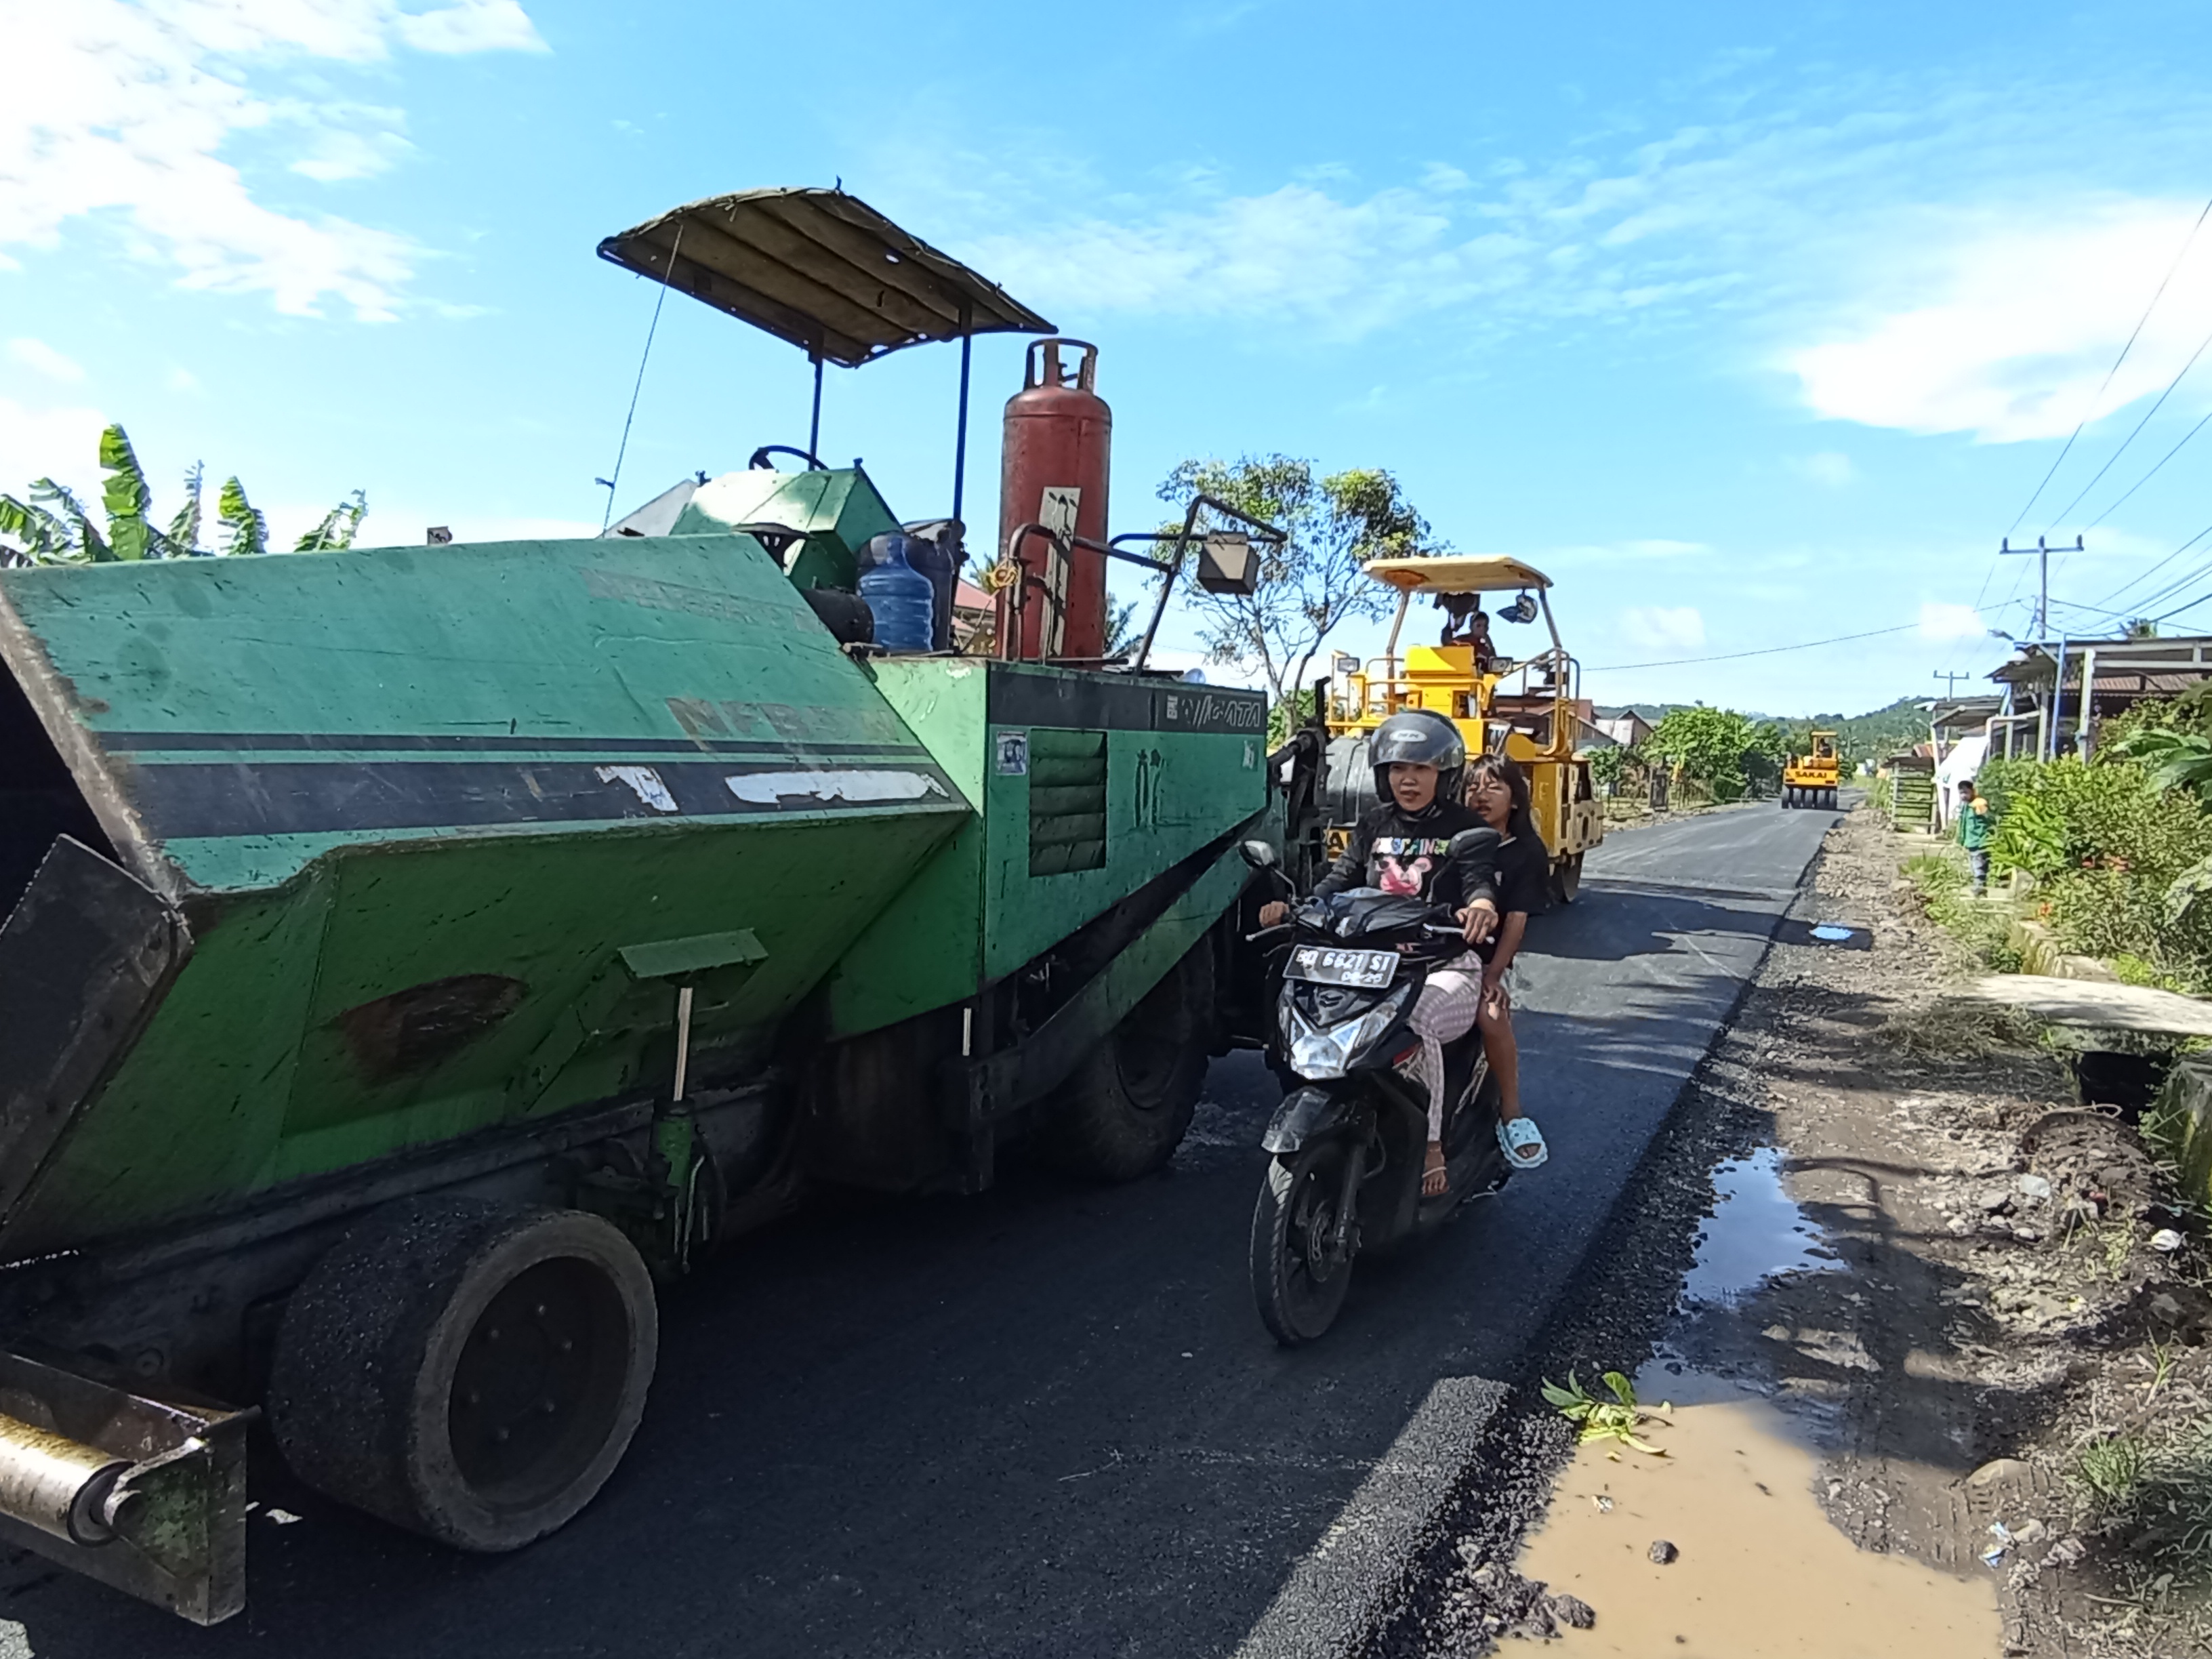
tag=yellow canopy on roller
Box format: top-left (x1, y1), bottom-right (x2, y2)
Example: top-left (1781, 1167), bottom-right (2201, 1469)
top-left (1364, 554), bottom-right (1552, 594)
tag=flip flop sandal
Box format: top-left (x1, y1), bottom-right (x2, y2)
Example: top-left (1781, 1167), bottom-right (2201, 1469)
top-left (1497, 1116), bottom-right (1549, 1170)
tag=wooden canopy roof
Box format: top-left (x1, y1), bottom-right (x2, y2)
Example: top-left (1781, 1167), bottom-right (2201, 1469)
top-left (596, 188), bottom-right (1054, 368)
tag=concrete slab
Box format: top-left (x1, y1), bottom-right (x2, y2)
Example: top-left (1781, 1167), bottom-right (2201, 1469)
top-left (1964, 975), bottom-right (2212, 1037)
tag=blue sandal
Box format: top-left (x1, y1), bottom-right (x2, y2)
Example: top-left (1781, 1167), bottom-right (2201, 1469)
top-left (1498, 1116), bottom-right (1549, 1170)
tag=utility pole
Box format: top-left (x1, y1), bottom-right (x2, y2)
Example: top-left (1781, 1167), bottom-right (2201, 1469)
top-left (1997, 535), bottom-right (2085, 640)
top-left (1931, 669), bottom-right (1970, 697)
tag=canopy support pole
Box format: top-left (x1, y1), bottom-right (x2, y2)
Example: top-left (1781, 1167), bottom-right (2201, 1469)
top-left (808, 352), bottom-right (824, 462)
top-left (951, 302), bottom-right (974, 529)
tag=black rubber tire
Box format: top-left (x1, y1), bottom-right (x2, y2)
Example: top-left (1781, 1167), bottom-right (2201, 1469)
top-left (1037, 945), bottom-right (1210, 1181)
top-left (1551, 852), bottom-right (1583, 905)
top-left (1251, 1141), bottom-right (1357, 1345)
top-left (268, 1197), bottom-right (657, 1553)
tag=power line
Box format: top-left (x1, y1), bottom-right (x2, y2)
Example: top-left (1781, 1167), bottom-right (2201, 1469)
top-left (2154, 577), bottom-right (2212, 623)
top-left (2043, 320), bottom-right (2212, 531)
top-left (2089, 522), bottom-right (2212, 623)
top-left (2087, 517), bottom-right (2212, 612)
top-left (2157, 592), bottom-right (2212, 626)
top-left (2006, 194), bottom-right (2212, 536)
top-left (2085, 406), bottom-right (2212, 529)
top-left (1591, 621), bottom-right (1920, 672)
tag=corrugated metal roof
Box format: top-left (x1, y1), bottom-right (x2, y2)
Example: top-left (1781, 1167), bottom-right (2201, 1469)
top-left (597, 188), bottom-right (1053, 367)
top-left (1992, 634), bottom-right (2212, 684)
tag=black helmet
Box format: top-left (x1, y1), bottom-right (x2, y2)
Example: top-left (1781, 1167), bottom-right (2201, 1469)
top-left (1370, 708), bottom-right (1467, 804)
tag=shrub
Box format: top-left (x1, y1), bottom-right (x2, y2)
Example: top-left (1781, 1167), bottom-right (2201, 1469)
top-left (1987, 755), bottom-right (2212, 989)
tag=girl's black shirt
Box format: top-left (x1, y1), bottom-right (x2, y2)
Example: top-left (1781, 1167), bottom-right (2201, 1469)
top-left (1312, 800), bottom-right (1499, 910)
top-left (1492, 833), bottom-right (1551, 918)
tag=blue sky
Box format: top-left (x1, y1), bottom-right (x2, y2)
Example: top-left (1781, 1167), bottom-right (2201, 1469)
top-left (7, 1), bottom-right (2212, 714)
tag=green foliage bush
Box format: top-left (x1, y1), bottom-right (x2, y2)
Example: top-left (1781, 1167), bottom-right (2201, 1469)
top-left (1643, 705), bottom-right (1768, 801)
top-left (1986, 755), bottom-right (2212, 989)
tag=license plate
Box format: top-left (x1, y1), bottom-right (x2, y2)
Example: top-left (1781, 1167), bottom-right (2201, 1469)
top-left (1284, 946), bottom-right (1399, 988)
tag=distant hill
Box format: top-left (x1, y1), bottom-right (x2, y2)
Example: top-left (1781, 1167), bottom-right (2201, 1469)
top-left (1593, 696), bottom-right (1932, 766)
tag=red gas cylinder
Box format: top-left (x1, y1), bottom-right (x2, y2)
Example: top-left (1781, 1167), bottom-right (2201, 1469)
top-left (998, 339), bottom-right (1111, 660)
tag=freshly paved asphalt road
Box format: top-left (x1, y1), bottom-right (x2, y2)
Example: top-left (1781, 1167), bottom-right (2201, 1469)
top-left (7, 800), bottom-right (1845, 1659)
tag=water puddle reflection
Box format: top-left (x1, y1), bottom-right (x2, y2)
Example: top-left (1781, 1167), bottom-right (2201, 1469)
top-left (1680, 1147), bottom-right (1839, 1307)
top-left (1518, 1364), bottom-right (1998, 1656)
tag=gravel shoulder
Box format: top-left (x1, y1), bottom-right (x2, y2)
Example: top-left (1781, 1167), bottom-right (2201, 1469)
top-left (1357, 804), bottom-right (2212, 1658)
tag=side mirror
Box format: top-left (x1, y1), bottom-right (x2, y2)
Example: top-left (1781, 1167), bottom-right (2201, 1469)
top-left (1239, 839), bottom-right (1279, 871)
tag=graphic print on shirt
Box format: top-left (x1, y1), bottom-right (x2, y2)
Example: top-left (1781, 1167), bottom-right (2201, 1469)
top-left (1377, 854), bottom-right (1432, 895)
top-left (1368, 835), bottom-right (1457, 899)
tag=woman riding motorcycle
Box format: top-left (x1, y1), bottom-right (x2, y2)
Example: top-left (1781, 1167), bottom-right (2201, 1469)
top-left (1257, 709), bottom-right (1500, 1196)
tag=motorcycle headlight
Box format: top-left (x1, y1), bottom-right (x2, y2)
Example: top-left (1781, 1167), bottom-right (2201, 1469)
top-left (1286, 983), bottom-right (1414, 1079)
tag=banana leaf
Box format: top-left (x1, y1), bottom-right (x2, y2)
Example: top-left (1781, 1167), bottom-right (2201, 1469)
top-left (98, 424), bottom-right (152, 561)
top-left (294, 489), bottom-right (367, 552)
top-left (217, 476), bottom-right (266, 558)
top-left (167, 461), bottom-right (205, 555)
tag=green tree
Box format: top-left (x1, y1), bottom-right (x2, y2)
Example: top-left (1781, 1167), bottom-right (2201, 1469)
top-left (1644, 705), bottom-right (1763, 801)
top-left (1586, 742), bottom-right (1629, 792)
top-left (0, 424), bottom-right (365, 566)
top-left (1156, 455), bottom-right (1441, 712)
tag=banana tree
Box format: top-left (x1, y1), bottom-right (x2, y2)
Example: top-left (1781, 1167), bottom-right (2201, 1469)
top-left (0, 424), bottom-right (366, 566)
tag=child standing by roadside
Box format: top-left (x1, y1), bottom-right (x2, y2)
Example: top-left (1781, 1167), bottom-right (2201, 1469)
top-left (1956, 778), bottom-right (1996, 895)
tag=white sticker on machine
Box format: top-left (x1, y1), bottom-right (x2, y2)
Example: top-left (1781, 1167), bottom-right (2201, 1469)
top-left (1038, 487), bottom-right (1080, 541)
top-left (724, 771), bottom-right (949, 806)
top-left (996, 731), bottom-right (1030, 775)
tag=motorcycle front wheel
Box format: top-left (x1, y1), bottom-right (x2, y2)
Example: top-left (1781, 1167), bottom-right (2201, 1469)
top-left (1250, 1139), bottom-right (1357, 1345)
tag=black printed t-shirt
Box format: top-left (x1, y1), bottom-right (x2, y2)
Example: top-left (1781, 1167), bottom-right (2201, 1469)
top-left (1492, 833), bottom-right (1551, 918)
top-left (1312, 801), bottom-right (1498, 910)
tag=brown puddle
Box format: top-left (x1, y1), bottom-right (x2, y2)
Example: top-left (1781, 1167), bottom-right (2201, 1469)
top-left (1518, 1364), bottom-right (1999, 1656)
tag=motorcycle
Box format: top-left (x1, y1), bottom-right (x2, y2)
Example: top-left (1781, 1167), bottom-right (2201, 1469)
top-left (1239, 837), bottom-right (1510, 1345)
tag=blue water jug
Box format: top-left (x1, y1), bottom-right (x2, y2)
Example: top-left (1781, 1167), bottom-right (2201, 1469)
top-left (859, 541), bottom-right (935, 654)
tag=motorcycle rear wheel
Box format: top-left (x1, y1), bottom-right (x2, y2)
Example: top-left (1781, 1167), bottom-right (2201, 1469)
top-left (1251, 1140), bottom-right (1356, 1345)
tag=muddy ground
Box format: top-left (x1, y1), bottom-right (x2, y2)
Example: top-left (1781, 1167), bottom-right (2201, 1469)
top-left (1355, 804), bottom-right (2212, 1658)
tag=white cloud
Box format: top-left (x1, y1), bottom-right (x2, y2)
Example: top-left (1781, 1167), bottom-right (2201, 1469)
top-left (7, 338), bottom-right (86, 384)
top-left (1788, 451), bottom-right (1854, 487)
top-left (969, 185), bottom-right (1540, 338)
top-left (894, 62), bottom-right (2212, 387)
top-left (1620, 605), bottom-right (1706, 652)
top-left (0, 1), bottom-right (548, 321)
top-left (1784, 199), bottom-right (2212, 443)
top-left (0, 397), bottom-right (108, 500)
top-left (396, 1), bottom-right (548, 55)
top-left (1919, 602), bottom-right (1986, 640)
top-left (288, 119), bottom-right (413, 184)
